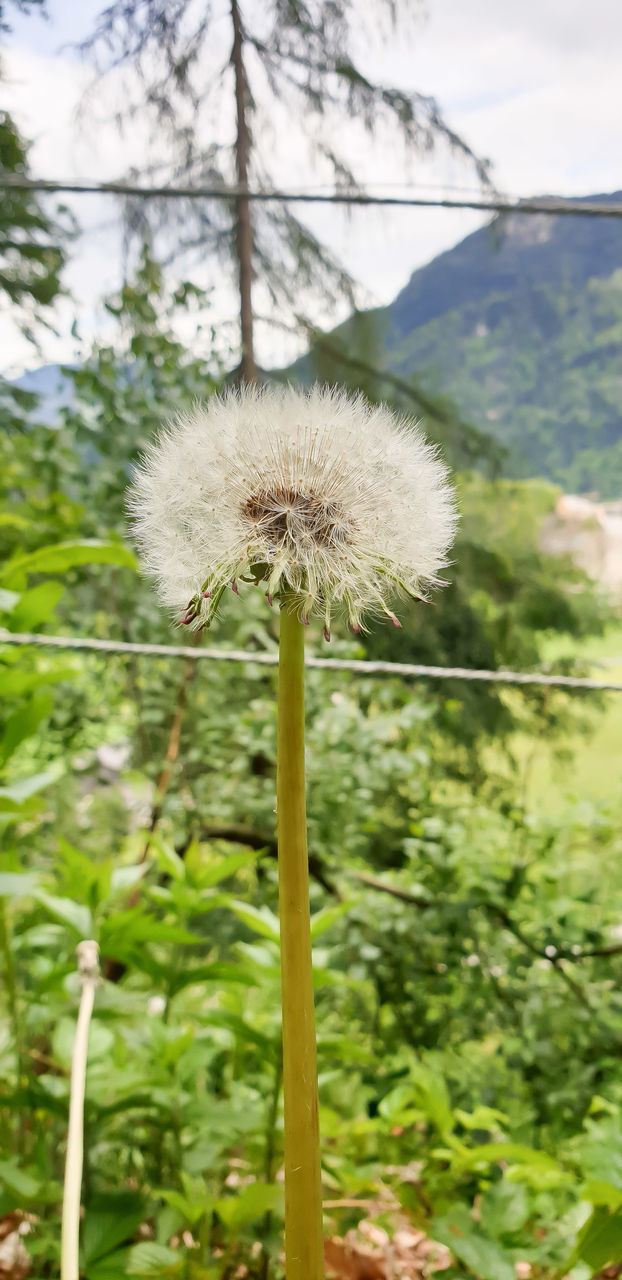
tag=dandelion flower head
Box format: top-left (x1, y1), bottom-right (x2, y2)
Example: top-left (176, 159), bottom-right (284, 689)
top-left (128, 383), bottom-right (457, 636)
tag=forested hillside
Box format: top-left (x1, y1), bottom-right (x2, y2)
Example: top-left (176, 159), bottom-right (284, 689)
top-left (314, 194), bottom-right (622, 497)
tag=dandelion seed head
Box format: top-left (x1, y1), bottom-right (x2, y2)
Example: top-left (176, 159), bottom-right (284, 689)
top-left (127, 383), bottom-right (457, 631)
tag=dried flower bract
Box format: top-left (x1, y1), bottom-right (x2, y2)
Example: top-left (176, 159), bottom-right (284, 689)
top-left (128, 384), bottom-right (457, 634)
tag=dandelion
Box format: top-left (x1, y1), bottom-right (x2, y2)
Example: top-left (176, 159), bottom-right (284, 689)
top-left (128, 383), bottom-right (456, 637)
top-left (128, 383), bottom-right (456, 1280)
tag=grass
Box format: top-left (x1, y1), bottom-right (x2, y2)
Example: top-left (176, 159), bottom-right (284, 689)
top-left (512, 624), bottom-right (622, 815)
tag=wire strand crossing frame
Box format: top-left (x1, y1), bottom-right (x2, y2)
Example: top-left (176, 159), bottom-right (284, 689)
top-left (1, 630), bottom-right (621, 692)
top-left (1, 176), bottom-right (622, 219)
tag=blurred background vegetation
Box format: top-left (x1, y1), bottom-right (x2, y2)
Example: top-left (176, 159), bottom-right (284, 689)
top-left (2, 2), bottom-right (622, 1278)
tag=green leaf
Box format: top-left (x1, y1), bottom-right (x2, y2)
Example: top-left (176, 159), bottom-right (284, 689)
top-left (409, 1060), bottom-right (453, 1137)
top-left (480, 1181), bottom-right (529, 1237)
top-left (125, 1241), bottom-right (182, 1275)
top-left (53, 1018), bottom-right (114, 1070)
top-left (157, 1184), bottom-right (211, 1228)
top-left (5, 1082), bottom-right (68, 1120)
top-left (193, 849), bottom-right (262, 888)
top-left (8, 581), bottom-right (64, 630)
top-left (34, 891), bottom-right (93, 937)
top-left (0, 1159), bottom-right (43, 1202)
top-left (0, 767), bottom-right (61, 804)
top-left (317, 1035), bottom-right (371, 1064)
top-left (582, 1180), bottom-right (622, 1209)
top-left (0, 694), bottom-right (53, 765)
top-left (0, 514), bottom-right (30, 531)
top-left (161, 1028), bottom-right (197, 1067)
top-left (169, 961), bottom-right (258, 995)
top-left (1, 539), bottom-right (137, 585)
top-left (0, 664), bottom-right (72, 694)
top-left (215, 1182), bottom-right (282, 1229)
top-left (309, 902), bottom-right (350, 938)
top-left (574, 1206), bottom-right (622, 1270)
top-left (157, 1189), bottom-right (201, 1226)
top-left (380, 1061), bottom-right (453, 1137)
top-left (110, 863), bottom-right (149, 892)
top-left (577, 1121), bottom-right (622, 1190)
top-left (433, 1206), bottom-right (516, 1280)
top-left (99, 910), bottom-right (199, 949)
top-left (0, 589), bottom-right (20, 612)
top-left (204, 1011), bottom-right (274, 1054)
top-left (0, 801), bottom-right (20, 819)
top-left (454, 1106), bottom-right (509, 1132)
top-left (82, 1197), bottom-right (145, 1265)
top-left (150, 836), bottom-right (186, 881)
top-left (55, 838), bottom-right (111, 904)
top-left (378, 1082), bottom-right (421, 1125)
top-left (456, 1142), bottom-right (562, 1173)
top-left (0, 872), bottom-right (39, 897)
top-left (228, 901), bottom-right (280, 943)
top-left (84, 1248), bottom-right (133, 1280)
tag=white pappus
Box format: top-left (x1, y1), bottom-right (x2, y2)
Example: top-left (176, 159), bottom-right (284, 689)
top-left (127, 383), bottom-right (458, 637)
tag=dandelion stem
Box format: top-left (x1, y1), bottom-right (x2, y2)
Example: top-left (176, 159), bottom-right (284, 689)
top-left (277, 605), bottom-right (324, 1280)
top-left (61, 941), bottom-right (100, 1280)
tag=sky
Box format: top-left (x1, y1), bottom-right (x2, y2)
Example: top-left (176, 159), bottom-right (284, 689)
top-left (2, 0), bottom-right (622, 374)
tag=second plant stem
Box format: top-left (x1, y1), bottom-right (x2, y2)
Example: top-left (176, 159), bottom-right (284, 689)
top-left (61, 941), bottom-right (99, 1280)
top-left (277, 605), bottom-right (324, 1280)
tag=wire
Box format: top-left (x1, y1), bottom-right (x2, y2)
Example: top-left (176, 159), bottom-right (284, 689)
top-left (2, 175), bottom-right (622, 219)
top-left (0, 629), bottom-right (619, 692)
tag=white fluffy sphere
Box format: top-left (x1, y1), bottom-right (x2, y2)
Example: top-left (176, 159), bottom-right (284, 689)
top-left (128, 383), bottom-right (457, 634)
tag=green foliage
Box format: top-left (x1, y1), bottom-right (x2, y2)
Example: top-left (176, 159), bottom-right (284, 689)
top-left (0, 109), bottom-right (66, 335)
top-left (1, 540), bottom-right (137, 587)
top-left (305, 311), bottom-right (609, 778)
top-left (320, 206), bottom-right (622, 496)
top-left (299, 310), bottom-right (506, 475)
top-left (1, 250), bottom-right (621, 1280)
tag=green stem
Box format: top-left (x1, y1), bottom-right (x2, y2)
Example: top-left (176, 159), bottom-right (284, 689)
top-left (277, 606), bottom-right (324, 1280)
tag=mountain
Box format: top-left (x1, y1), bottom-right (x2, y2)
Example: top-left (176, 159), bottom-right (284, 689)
top-left (313, 192), bottom-right (622, 497)
top-left (13, 363), bottom-right (76, 423)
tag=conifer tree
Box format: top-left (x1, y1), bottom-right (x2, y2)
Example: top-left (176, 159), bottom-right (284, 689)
top-left (1, 3), bottom-right (65, 352)
top-left (80, 0), bottom-right (489, 380)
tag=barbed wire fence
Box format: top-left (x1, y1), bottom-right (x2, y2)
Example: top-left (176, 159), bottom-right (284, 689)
top-left (1, 630), bottom-right (621, 693)
top-left (3, 174), bottom-right (622, 219)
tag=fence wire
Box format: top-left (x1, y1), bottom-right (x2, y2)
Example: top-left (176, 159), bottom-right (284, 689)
top-left (1, 630), bottom-right (620, 692)
top-left (2, 175), bottom-right (622, 219)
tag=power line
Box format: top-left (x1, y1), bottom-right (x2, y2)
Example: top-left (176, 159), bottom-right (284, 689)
top-left (2, 174), bottom-right (622, 219)
top-left (0, 629), bottom-right (619, 692)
